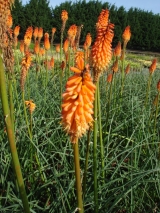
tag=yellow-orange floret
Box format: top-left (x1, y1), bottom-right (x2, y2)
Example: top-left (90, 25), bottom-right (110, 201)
top-left (25, 100), bottom-right (36, 114)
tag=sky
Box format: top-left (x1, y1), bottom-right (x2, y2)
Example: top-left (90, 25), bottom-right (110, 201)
top-left (21, 0), bottom-right (160, 14)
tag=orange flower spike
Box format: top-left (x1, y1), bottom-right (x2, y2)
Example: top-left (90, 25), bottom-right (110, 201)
top-left (125, 64), bottom-right (130, 74)
top-left (107, 73), bottom-right (113, 83)
top-left (44, 33), bottom-right (50, 50)
top-left (50, 57), bottom-right (54, 68)
top-left (20, 51), bottom-right (32, 90)
top-left (61, 10), bottom-right (68, 33)
top-left (38, 27), bottom-right (43, 42)
top-left (91, 9), bottom-right (114, 81)
top-left (157, 80), bottom-right (160, 92)
top-left (63, 39), bottom-right (69, 53)
top-left (44, 60), bottom-right (52, 70)
top-left (56, 44), bottom-right (60, 53)
top-left (83, 42), bottom-right (87, 51)
top-left (68, 24), bottom-right (77, 46)
top-left (113, 41), bottom-right (121, 57)
top-left (21, 51), bottom-right (32, 70)
top-left (39, 48), bottom-right (45, 56)
top-left (149, 58), bottom-right (157, 74)
top-left (24, 26), bottom-right (33, 47)
top-left (14, 26), bottom-right (20, 37)
top-left (61, 64), bottom-right (95, 143)
top-left (112, 59), bottom-right (118, 73)
top-left (122, 26), bottom-right (131, 45)
top-left (85, 33), bottom-right (92, 48)
top-left (20, 40), bottom-right (25, 54)
top-left (61, 10), bottom-right (68, 22)
top-left (120, 51), bottom-right (125, 61)
top-left (52, 27), bottom-right (56, 35)
top-left (34, 40), bottom-right (40, 55)
top-left (33, 27), bottom-right (39, 41)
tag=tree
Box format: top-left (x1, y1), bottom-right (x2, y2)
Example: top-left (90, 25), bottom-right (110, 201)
top-left (11, 0), bottom-right (26, 39)
top-left (24, 0), bottom-right (53, 34)
top-left (11, 0), bottom-right (160, 51)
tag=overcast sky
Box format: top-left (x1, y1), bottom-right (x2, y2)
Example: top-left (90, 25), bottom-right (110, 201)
top-left (21, 0), bottom-right (160, 14)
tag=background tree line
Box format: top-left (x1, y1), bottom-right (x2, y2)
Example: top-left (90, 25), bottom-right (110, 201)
top-left (12, 0), bottom-right (160, 51)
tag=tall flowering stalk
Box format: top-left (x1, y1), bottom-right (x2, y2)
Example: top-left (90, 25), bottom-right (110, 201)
top-left (60, 10), bottom-right (68, 61)
top-left (13, 25), bottom-right (20, 47)
top-left (121, 26), bottom-right (131, 95)
top-left (55, 43), bottom-right (60, 60)
top-left (63, 38), bottom-right (70, 78)
top-left (68, 24), bottom-right (78, 49)
top-left (75, 24), bottom-right (83, 49)
top-left (68, 24), bottom-right (78, 67)
top-left (13, 25), bottom-right (20, 74)
top-left (20, 51), bottom-right (33, 137)
top-left (106, 72), bottom-right (114, 126)
top-left (44, 32), bottom-right (50, 86)
top-left (34, 40), bottom-right (40, 76)
top-left (91, 9), bottom-right (114, 212)
top-left (51, 27), bottom-right (56, 49)
top-left (84, 33), bottom-right (92, 64)
top-left (113, 41), bottom-right (121, 58)
top-left (153, 80), bottom-right (160, 138)
top-left (25, 100), bottom-right (36, 141)
top-left (38, 27), bottom-right (43, 43)
top-left (0, 1), bottom-right (30, 212)
top-left (0, 56), bottom-right (31, 213)
top-left (61, 62), bottom-right (96, 212)
top-left (92, 9), bottom-right (114, 82)
top-left (3, 16), bottom-right (15, 131)
top-left (24, 26), bottom-right (33, 51)
top-left (145, 58), bottom-right (157, 108)
top-left (33, 27), bottom-right (38, 43)
top-left (20, 40), bottom-right (25, 55)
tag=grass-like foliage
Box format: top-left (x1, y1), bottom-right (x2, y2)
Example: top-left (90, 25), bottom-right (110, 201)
top-left (0, 57), bottom-right (160, 212)
top-left (0, 5), bottom-right (160, 213)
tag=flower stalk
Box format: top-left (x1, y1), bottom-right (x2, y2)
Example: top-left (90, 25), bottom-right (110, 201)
top-left (93, 81), bottom-right (98, 213)
top-left (73, 139), bottom-right (84, 213)
top-left (0, 55), bottom-right (30, 213)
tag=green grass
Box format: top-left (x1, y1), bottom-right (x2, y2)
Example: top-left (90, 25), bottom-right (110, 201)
top-left (0, 52), bottom-right (160, 213)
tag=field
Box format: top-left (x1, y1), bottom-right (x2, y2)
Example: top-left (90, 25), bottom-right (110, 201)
top-left (0, 6), bottom-right (160, 213)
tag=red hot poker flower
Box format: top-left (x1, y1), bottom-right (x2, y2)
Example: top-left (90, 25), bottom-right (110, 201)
top-left (122, 26), bottom-right (131, 45)
top-left (91, 9), bottom-right (114, 81)
top-left (61, 64), bottom-right (96, 143)
top-left (149, 58), bottom-right (157, 74)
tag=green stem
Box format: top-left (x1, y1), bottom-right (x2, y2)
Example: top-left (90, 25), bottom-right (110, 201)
top-left (8, 72), bottom-right (15, 129)
top-left (60, 66), bottom-right (63, 108)
top-left (45, 51), bottom-right (48, 88)
top-left (0, 56), bottom-right (30, 213)
top-left (144, 73), bottom-right (152, 108)
top-left (97, 80), bottom-right (104, 181)
top-left (73, 139), bottom-right (84, 213)
top-left (22, 91), bottom-right (32, 139)
top-left (106, 73), bottom-right (114, 127)
top-left (93, 81), bottom-right (98, 213)
top-left (154, 92), bottom-right (159, 133)
top-left (83, 128), bottom-right (91, 199)
top-left (121, 44), bottom-right (126, 96)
